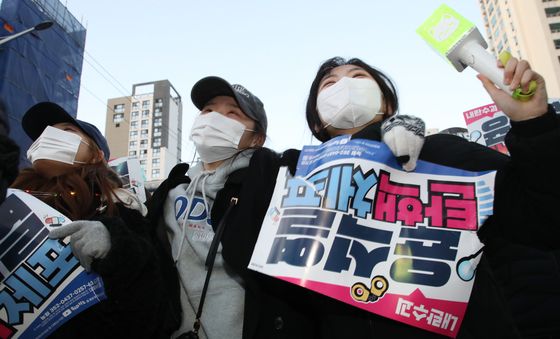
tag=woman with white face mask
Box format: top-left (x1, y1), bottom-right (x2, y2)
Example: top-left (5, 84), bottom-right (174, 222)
top-left (217, 56), bottom-right (558, 339)
top-left (306, 57), bottom-right (559, 337)
top-left (147, 76), bottom-right (267, 339)
top-left (10, 102), bottom-right (176, 339)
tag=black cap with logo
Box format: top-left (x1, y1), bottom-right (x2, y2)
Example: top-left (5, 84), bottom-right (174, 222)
top-left (22, 102), bottom-right (111, 161)
top-left (191, 76), bottom-right (268, 133)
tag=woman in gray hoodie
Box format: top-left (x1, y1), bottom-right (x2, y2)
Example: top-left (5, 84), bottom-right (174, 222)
top-left (149, 76), bottom-right (268, 339)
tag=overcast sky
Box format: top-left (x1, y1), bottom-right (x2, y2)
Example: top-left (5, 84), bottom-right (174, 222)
top-left (63, 0), bottom-right (491, 162)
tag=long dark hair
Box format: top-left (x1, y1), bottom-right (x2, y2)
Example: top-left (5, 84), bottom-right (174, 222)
top-left (305, 57), bottom-right (399, 142)
top-left (11, 141), bottom-right (122, 220)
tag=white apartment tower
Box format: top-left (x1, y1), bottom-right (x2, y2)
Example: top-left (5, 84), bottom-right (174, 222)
top-left (105, 80), bottom-right (182, 185)
top-left (478, 0), bottom-right (560, 97)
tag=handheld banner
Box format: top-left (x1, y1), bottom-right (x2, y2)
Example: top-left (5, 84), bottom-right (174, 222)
top-left (463, 98), bottom-right (560, 156)
top-left (0, 189), bottom-right (106, 339)
top-left (109, 157), bottom-right (147, 203)
top-left (249, 136), bottom-right (496, 338)
top-left (463, 103), bottom-right (510, 155)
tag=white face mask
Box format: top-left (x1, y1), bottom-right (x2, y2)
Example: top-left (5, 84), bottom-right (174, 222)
top-left (27, 126), bottom-right (89, 165)
top-left (190, 111), bottom-right (250, 163)
top-left (317, 77), bottom-right (384, 129)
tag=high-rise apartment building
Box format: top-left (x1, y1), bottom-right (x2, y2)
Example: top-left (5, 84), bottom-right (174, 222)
top-left (478, 0), bottom-right (560, 97)
top-left (105, 80), bottom-right (182, 185)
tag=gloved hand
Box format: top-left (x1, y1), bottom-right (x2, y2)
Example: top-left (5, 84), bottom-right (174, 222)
top-left (381, 115), bottom-right (425, 172)
top-left (49, 220), bottom-right (111, 272)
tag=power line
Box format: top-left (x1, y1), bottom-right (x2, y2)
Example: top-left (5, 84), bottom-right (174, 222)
top-left (83, 49), bottom-right (130, 94)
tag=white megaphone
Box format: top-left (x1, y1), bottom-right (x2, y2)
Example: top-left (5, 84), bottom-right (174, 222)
top-left (417, 4), bottom-right (536, 101)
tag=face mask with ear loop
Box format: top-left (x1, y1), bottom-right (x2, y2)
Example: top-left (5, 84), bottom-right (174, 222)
top-left (190, 111), bottom-right (256, 164)
top-left (27, 125), bottom-right (91, 165)
top-left (317, 77), bottom-right (385, 129)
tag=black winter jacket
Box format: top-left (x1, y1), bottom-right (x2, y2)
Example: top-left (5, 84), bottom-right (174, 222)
top-left (0, 134), bottom-right (19, 206)
top-left (48, 203), bottom-right (176, 339)
top-left (217, 106), bottom-right (560, 339)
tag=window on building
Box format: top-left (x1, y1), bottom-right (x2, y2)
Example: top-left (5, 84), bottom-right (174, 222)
top-left (152, 158), bottom-right (160, 165)
top-left (497, 40), bottom-right (504, 54)
top-left (551, 23), bottom-right (560, 33)
top-left (113, 113), bottom-right (124, 124)
top-left (141, 119), bottom-right (149, 128)
top-left (129, 141), bottom-right (137, 148)
top-left (546, 7), bottom-right (560, 18)
top-left (154, 107), bottom-right (162, 117)
top-left (155, 98), bottom-right (163, 107)
top-left (154, 118), bottom-right (163, 127)
top-left (142, 100), bottom-right (151, 109)
top-left (114, 104), bottom-right (125, 113)
top-left (141, 129), bottom-right (149, 137)
top-left (129, 130), bottom-right (138, 138)
top-left (132, 102), bottom-right (139, 109)
top-left (131, 111), bottom-right (139, 119)
top-left (493, 26), bottom-right (501, 41)
top-left (555, 39), bottom-right (560, 49)
top-left (153, 127), bottom-right (162, 137)
top-left (153, 137), bottom-right (161, 147)
top-left (142, 110), bottom-right (150, 117)
top-left (152, 169), bottom-right (160, 178)
top-left (490, 15), bottom-right (497, 27)
top-left (140, 149), bottom-right (148, 158)
top-left (152, 148), bottom-right (160, 156)
top-left (129, 150), bottom-right (137, 157)
top-left (131, 121), bottom-right (138, 129)
top-left (140, 139), bottom-right (148, 149)
top-left (140, 160), bottom-right (147, 165)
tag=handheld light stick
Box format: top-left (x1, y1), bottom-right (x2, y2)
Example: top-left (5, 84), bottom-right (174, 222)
top-left (417, 4), bottom-right (536, 101)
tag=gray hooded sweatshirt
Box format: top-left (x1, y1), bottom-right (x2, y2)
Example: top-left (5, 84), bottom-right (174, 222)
top-left (164, 151), bottom-right (253, 339)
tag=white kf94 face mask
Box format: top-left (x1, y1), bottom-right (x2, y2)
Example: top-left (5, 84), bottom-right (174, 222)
top-left (317, 77), bottom-right (384, 129)
top-left (190, 111), bottom-right (251, 164)
top-left (27, 126), bottom-right (90, 165)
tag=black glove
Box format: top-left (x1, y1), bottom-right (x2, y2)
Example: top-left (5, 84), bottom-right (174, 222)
top-left (146, 163), bottom-right (191, 225)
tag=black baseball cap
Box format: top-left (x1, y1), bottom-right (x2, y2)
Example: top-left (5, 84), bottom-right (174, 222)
top-left (22, 102), bottom-right (111, 161)
top-left (191, 76), bottom-right (268, 132)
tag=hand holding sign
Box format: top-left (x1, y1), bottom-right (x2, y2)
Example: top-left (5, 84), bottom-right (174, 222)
top-left (49, 220), bottom-right (111, 272)
top-left (381, 115), bottom-right (425, 172)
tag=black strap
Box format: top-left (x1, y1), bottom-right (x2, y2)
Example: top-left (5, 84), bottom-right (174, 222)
top-left (190, 196), bottom-right (238, 335)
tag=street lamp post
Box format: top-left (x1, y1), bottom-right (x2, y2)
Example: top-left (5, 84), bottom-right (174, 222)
top-left (0, 21), bottom-right (53, 46)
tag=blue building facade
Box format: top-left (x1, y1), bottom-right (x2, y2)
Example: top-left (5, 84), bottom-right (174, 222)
top-left (0, 0), bottom-right (85, 166)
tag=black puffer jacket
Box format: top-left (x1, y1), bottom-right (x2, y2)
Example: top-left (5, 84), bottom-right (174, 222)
top-left (218, 106), bottom-right (560, 339)
top-left (0, 135), bottom-right (19, 206)
top-left (48, 203), bottom-right (177, 339)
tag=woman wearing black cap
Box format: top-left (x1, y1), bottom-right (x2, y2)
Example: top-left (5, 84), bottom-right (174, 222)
top-left (11, 102), bottom-right (175, 338)
top-left (147, 76), bottom-right (268, 339)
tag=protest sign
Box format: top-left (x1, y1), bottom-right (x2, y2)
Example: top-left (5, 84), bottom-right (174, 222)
top-left (463, 103), bottom-right (509, 154)
top-left (463, 98), bottom-right (560, 155)
top-left (249, 136), bottom-right (496, 338)
top-left (109, 157), bottom-right (146, 203)
top-left (0, 189), bottom-right (106, 339)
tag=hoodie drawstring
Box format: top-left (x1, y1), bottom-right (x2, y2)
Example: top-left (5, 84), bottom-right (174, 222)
top-left (174, 171), bottom-right (212, 264)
